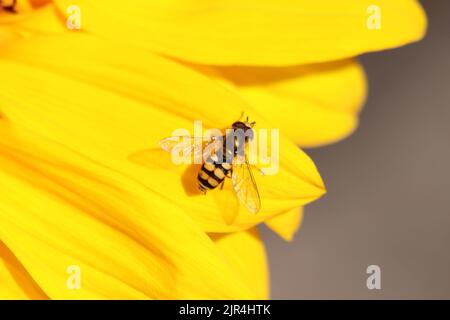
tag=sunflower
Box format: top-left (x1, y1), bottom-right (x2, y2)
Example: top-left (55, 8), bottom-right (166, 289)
top-left (0, 1), bottom-right (426, 299)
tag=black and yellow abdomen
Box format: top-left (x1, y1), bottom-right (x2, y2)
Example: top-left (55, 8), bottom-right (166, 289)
top-left (197, 156), bottom-right (232, 192)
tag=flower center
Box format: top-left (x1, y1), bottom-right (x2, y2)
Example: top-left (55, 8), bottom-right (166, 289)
top-left (1, 0), bottom-right (17, 14)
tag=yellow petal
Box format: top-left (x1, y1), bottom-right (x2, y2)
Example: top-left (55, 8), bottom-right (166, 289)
top-left (0, 124), bottom-right (256, 299)
top-left (0, 4), bottom-right (66, 43)
top-left (53, 0), bottom-right (426, 65)
top-left (0, 241), bottom-right (48, 299)
top-left (265, 207), bottom-right (304, 242)
top-left (0, 34), bottom-right (325, 232)
top-left (210, 228), bottom-right (269, 299)
top-left (214, 60), bottom-right (367, 147)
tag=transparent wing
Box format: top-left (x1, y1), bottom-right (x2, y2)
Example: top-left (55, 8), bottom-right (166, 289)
top-left (159, 135), bottom-right (222, 163)
top-left (231, 154), bottom-right (261, 214)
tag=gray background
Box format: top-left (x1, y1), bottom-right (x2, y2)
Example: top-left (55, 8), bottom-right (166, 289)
top-left (261, 0), bottom-right (450, 299)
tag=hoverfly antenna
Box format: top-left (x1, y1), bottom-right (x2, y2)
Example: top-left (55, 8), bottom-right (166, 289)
top-left (244, 115), bottom-right (256, 127)
top-left (236, 112), bottom-right (256, 127)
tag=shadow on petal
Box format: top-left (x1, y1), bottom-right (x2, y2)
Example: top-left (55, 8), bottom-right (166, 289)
top-left (129, 148), bottom-right (241, 224)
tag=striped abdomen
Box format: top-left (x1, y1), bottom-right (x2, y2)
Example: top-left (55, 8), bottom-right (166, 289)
top-left (197, 156), bottom-right (232, 192)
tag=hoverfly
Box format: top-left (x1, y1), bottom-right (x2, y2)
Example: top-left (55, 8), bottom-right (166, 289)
top-left (160, 114), bottom-right (261, 214)
top-left (1, 0), bottom-right (17, 13)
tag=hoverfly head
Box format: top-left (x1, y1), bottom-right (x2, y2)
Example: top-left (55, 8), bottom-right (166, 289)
top-left (232, 120), bottom-right (255, 142)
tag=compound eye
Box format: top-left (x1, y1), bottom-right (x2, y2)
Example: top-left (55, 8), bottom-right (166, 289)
top-left (247, 129), bottom-right (254, 140)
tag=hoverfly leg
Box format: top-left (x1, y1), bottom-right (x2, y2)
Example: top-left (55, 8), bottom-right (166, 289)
top-left (250, 165), bottom-right (265, 176)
